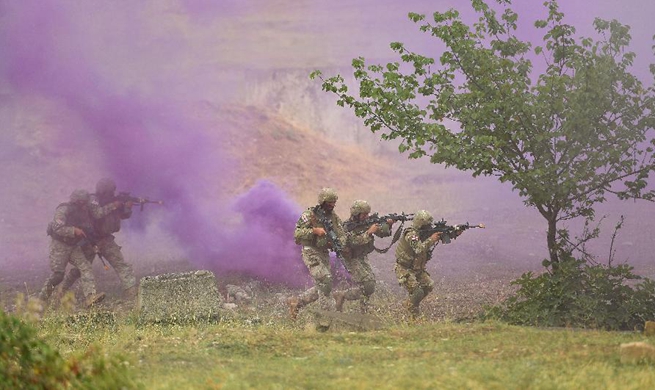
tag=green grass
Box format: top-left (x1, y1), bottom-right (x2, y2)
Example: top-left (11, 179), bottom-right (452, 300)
top-left (34, 313), bottom-right (655, 390)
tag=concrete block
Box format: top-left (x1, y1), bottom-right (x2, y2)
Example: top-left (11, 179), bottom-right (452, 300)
top-left (138, 270), bottom-right (222, 324)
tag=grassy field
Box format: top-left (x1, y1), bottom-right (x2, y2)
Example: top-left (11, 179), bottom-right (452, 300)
top-left (28, 306), bottom-right (655, 390)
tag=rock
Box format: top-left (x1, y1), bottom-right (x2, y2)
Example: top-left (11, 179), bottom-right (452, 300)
top-left (620, 341), bottom-right (655, 364)
top-left (225, 284), bottom-right (252, 304)
top-left (643, 321), bottom-right (655, 336)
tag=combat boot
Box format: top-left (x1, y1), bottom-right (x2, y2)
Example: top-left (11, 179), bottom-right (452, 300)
top-left (85, 292), bottom-right (106, 308)
top-left (359, 299), bottom-right (370, 314)
top-left (287, 296), bottom-right (302, 320)
top-left (404, 299), bottom-right (420, 320)
top-left (124, 286), bottom-right (138, 300)
top-left (333, 291), bottom-right (346, 312)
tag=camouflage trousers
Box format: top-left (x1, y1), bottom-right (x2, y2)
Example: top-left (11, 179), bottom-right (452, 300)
top-left (62, 235), bottom-right (135, 292)
top-left (394, 263), bottom-right (434, 306)
top-left (341, 255), bottom-right (376, 302)
top-left (39, 239), bottom-right (98, 301)
top-left (298, 246), bottom-right (335, 310)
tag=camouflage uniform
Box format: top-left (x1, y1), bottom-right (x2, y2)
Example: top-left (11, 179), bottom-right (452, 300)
top-left (61, 178), bottom-right (136, 298)
top-left (39, 190), bottom-right (104, 306)
top-left (394, 210), bottom-right (439, 318)
top-left (338, 200), bottom-right (392, 312)
top-left (288, 188), bottom-right (347, 317)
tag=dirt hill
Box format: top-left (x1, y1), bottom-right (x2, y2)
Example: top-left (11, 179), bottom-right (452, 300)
top-left (197, 102), bottom-right (412, 209)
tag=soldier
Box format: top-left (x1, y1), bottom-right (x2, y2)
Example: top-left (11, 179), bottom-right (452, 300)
top-left (334, 200), bottom-right (394, 313)
top-left (394, 210), bottom-right (445, 319)
top-left (39, 189), bottom-right (106, 307)
top-left (287, 188), bottom-right (348, 319)
top-left (60, 178), bottom-right (137, 300)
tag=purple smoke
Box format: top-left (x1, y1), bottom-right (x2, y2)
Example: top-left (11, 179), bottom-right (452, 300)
top-left (218, 180), bottom-right (308, 285)
top-left (0, 0), bottom-right (308, 286)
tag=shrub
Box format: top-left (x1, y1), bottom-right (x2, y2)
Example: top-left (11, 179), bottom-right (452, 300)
top-left (0, 309), bottom-right (140, 389)
top-left (486, 256), bottom-right (655, 330)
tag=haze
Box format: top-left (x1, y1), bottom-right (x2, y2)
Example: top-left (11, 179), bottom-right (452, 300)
top-left (1, 0), bottom-right (654, 291)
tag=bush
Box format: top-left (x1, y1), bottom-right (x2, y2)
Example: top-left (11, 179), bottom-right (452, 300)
top-left (485, 257), bottom-right (655, 330)
top-left (0, 309), bottom-right (140, 389)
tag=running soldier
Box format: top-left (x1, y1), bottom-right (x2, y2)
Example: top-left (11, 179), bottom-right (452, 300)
top-left (39, 189), bottom-right (106, 307)
top-left (334, 200), bottom-right (394, 313)
top-left (61, 178), bottom-right (137, 300)
top-left (287, 188), bottom-right (348, 319)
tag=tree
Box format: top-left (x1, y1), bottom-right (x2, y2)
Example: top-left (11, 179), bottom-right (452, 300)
top-left (311, 0), bottom-right (655, 267)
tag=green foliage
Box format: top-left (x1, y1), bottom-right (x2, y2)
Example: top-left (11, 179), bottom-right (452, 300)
top-left (0, 309), bottom-right (139, 389)
top-left (1, 309), bottom-right (70, 389)
top-left (486, 256), bottom-right (655, 330)
top-left (311, 0), bottom-right (655, 265)
top-left (31, 315), bottom-right (655, 389)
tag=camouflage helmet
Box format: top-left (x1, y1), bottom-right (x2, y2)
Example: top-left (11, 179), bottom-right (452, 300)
top-left (350, 200), bottom-right (371, 216)
top-left (96, 177), bottom-right (116, 194)
top-left (317, 187), bottom-right (338, 204)
top-left (69, 189), bottom-right (90, 203)
top-left (413, 210), bottom-right (433, 229)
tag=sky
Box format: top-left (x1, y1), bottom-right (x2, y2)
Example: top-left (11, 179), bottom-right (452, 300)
top-left (1, 0), bottom-right (654, 286)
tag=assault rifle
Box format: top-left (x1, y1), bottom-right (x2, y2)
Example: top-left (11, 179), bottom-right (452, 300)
top-left (313, 205), bottom-right (348, 263)
top-left (116, 192), bottom-right (164, 211)
top-left (343, 212), bottom-right (414, 232)
top-left (77, 227), bottom-right (110, 270)
top-left (419, 219), bottom-right (485, 244)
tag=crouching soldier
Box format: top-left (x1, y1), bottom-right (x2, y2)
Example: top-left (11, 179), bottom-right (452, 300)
top-left (61, 178), bottom-right (137, 300)
top-left (39, 190), bottom-right (105, 308)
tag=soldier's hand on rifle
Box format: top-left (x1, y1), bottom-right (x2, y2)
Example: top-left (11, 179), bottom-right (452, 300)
top-left (312, 227), bottom-right (327, 237)
top-left (366, 224), bottom-right (380, 235)
top-left (386, 219), bottom-right (394, 226)
top-left (74, 227), bottom-right (86, 237)
top-left (430, 232), bottom-right (442, 243)
top-left (125, 200), bottom-right (134, 209)
top-left (112, 200), bottom-right (123, 209)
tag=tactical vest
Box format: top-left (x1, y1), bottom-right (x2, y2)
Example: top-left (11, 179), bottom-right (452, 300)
top-left (92, 194), bottom-right (123, 236)
top-left (295, 208), bottom-right (333, 249)
top-left (395, 227), bottom-right (421, 268)
top-left (344, 218), bottom-right (375, 258)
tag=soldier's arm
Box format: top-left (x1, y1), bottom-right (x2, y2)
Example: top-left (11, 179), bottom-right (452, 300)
top-left (293, 211), bottom-right (315, 242)
top-left (333, 214), bottom-right (348, 248)
top-left (373, 222), bottom-right (392, 238)
top-left (407, 230), bottom-right (437, 255)
top-left (120, 203), bottom-right (133, 220)
top-left (89, 199), bottom-right (120, 219)
top-left (50, 205), bottom-right (76, 238)
top-left (348, 228), bottom-right (374, 246)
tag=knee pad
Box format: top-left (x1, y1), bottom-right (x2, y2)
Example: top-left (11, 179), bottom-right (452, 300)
top-left (317, 277), bottom-right (332, 297)
top-left (51, 271), bottom-right (65, 286)
top-left (423, 284), bottom-right (434, 295)
top-left (361, 280), bottom-right (375, 297)
top-left (69, 268), bottom-right (81, 279)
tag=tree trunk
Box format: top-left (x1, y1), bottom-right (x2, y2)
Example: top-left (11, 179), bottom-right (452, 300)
top-left (546, 214), bottom-right (559, 266)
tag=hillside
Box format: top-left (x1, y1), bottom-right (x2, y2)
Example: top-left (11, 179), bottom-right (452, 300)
top-left (210, 104), bottom-right (407, 205)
